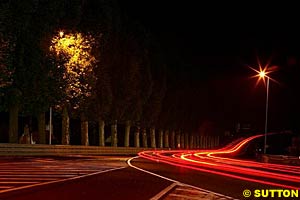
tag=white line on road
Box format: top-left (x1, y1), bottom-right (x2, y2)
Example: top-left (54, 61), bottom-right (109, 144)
top-left (0, 169), bottom-right (101, 172)
top-left (0, 174), bottom-right (76, 177)
top-left (0, 181), bottom-right (39, 184)
top-left (168, 193), bottom-right (207, 200)
top-left (0, 166), bottom-right (126, 194)
top-left (0, 178), bottom-right (57, 181)
top-left (0, 186), bottom-right (13, 189)
top-left (127, 156), bottom-right (238, 200)
top-left (127, 157), bottom-right (179, 183)
top-left (150, 182), bottom-right (177, 200)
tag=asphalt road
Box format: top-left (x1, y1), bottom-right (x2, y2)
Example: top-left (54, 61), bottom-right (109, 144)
top-left (130, 157), bottom-right (287, 199)
top-left (0, 156), bottom-right (171, 200)
top-left (0, 155), bottom-right (298, 200)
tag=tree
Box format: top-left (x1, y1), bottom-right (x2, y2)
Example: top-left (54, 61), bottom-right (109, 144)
top-left (122, 23), bottom-right (153, 148)
top-left (140, 43), bottom-right (167, 148)
top-left (0, 0), bottom-right (40, 143)
top-left (79, 0), bottom-right (119, 146)
top-left (104, 13), bottom-right (153, 147)
top-left (0, 33), bottom-right (17, 143)
top-left (50, 31), bottom-right (96, 145)
top-left (1, 0), bottom-right (81, 144)
top-left (0, 34), bottom-right (14, 89)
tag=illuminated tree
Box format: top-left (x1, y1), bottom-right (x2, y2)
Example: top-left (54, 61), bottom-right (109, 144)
top-left (50, 31), bottom-right (96, 102)
top-left (50, 31), bottom-right (96, 145)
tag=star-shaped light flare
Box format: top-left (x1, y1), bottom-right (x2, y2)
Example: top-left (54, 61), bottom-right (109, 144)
top-left (249, 58), bottom-right (279, 87)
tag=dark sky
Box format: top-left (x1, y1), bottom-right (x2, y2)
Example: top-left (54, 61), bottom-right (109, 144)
top-left (120, 1), bottom-right (300, 132)
top-left (121, 1), bottom-right (300, 74)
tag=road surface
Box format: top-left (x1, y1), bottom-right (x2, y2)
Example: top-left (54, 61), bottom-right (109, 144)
top-left (0, 135), bottom-right (298, 199)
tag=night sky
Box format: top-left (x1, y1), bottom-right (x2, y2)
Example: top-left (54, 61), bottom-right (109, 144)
top-left (120, 1), bottom-right (300, 133)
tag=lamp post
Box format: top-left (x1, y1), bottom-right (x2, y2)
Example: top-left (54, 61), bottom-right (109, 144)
top-left (251, 64), bottom-right (278, 154)
top-left (49, 107), bottom-right (52, 145)
top-left (260, 73), bottom-right (269, 154)
top-left (256, 69), bottom-right (273, 154)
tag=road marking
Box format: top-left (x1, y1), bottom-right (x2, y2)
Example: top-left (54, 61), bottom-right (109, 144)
top-left (127, 157), bottom-right (179, 183)
top-left (0, 169), bottom-right (100, 172)
top-left (0, 186), bottom-right (13, 189)
top-left (0, 172), bottom-right (89, 175)
top-left (150, 182), bottom-right (177, 200)
top-left (168, 193), bottom-right (207, 200)
top-left (0, 157), bottom-right (127, 195)
top-left (0, 174), bottom-right (76, 177)
top-left (176, 187), bottom-right (204, 192)
top-left (127, 156), bottom-right (238, 200)
top-left (0, 166), bottom-right (126, 194)
top-left (0, 181), bottom-right (39, 184)
top-left (0, 178), bottom-right (57, 181)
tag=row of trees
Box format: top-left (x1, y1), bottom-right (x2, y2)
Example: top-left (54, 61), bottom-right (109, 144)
top-left (0, 0), bottom-right (219, 148)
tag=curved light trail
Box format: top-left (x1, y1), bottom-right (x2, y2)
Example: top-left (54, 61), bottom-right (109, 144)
top-left (139, 134), bottom-right (300, 190)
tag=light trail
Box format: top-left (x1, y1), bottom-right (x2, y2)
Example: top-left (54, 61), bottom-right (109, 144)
top-left (139, 134), bottom-right (300, 190)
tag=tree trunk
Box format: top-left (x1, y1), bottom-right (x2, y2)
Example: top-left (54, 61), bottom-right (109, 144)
top-left (98, 119), bottom-right (105, 146)
top-left (205, 136), bottom-right (208, 148)
top-left (176, 131), bottom-right (181, 148)
top-left (158, 129), bottom-right (163, 148)
top-left (124, 120), bottom-right (131, 147)
top-left (180, 132), bottom-right (185, 149)
top-left (200, 135), bottom-right (204, 148)
top-left (111, 120), bottom-right (118, 147)
top-left (211, 136), bottom-right (215, 148)
top-left (196, 135), bottom-right (200, 148)
top-left (38, 112), bottom-right (46, 144)
top-left (190, 135), bottom-right (194, 149)
top-left (185, 132), bottom-right (189, 149)
top-left (170, 130), bottom-right (175, 149)
top-left (61, 107), bottom-right (70, 145)
top-left (80, 114), bottom-right (89, 146)
top-left (142, 128), bottom-right (147, 148)
top-left (164, 130), bottom-right (169, 148)
top-left (202, 135), bottom-right (206, 148)
top-left (134, 125), bottom-right (140, 147)
top-left (150, 127), bottom-right (156, 148)
top-left (9, 104), bottom-right (19, 143)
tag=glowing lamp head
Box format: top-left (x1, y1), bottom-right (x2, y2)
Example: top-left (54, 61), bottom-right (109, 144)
top-left (59, 31), bottom-right (64, 37)
top-left (259, 71), bottom-right (266, 78)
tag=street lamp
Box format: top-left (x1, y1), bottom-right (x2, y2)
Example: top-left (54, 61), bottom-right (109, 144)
top-left (259, 71), bottom-right (269, 154)
top-left (250, 65), bottom-right (277, 154)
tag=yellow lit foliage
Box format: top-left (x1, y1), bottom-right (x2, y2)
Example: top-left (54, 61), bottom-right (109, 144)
top-left (50, 31), bottom-right (95, 76)
top-left (50, 31), bottom-right (96, 106)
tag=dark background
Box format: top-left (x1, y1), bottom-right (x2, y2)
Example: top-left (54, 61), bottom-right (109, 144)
top-left (1, 1), bottom-right (299, 143)
top-left (119, 1), bottom-right (300, 133)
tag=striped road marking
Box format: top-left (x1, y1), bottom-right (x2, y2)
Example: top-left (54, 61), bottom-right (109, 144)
top-left (0, 157), bottom-right (125, 194)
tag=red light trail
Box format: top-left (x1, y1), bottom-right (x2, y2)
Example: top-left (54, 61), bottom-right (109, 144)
top-left (139, 134), bottom-right (300, 190)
